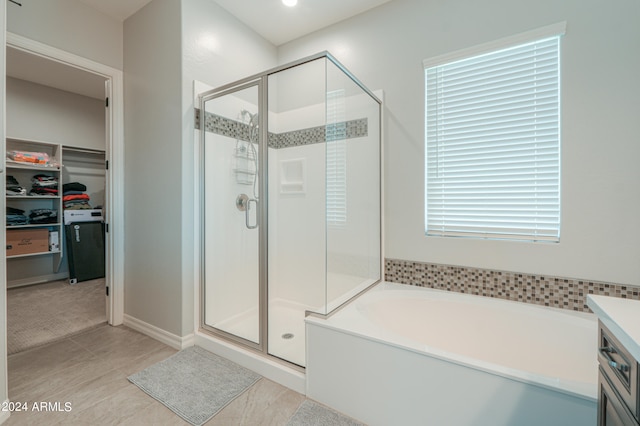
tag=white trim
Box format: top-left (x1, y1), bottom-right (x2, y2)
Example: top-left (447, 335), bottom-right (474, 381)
top-left (422, 21), bottom-right (567, 69)
top-left (195, 331), bottom-right (306, 394)
top-left (6, 32), bottom-right (125, 326)
top-left (193, 80), bottom-right (210, 346)
top-left (375, 89), bottom-right (385, 283)
top-left (123, 314), bottom-right (195, 350)
top-left (1, 0), bottom-right (8, 414)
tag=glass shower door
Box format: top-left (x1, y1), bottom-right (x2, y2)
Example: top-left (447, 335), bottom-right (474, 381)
top-left (201, 82), bottom-right (262, 346)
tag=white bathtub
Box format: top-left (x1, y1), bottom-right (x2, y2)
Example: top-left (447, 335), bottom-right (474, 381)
top-left (305, 282), bottom-right (598, 426)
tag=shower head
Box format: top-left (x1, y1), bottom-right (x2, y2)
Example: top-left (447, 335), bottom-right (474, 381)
top-left (240, 109), bottom-right (259, 126)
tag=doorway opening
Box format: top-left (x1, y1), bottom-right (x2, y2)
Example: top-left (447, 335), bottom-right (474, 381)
top-left (4, 33), bottom-right (124, 355)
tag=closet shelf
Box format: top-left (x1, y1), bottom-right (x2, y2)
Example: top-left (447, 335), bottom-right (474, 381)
top-left (7, 195), bottom-right (60, 199)
top-left (7, 250), bottom-right (61, 259)
top-left (7, 223), bottom-right (61, 229)
top-left (6, 160), bottom-right (61, 171)
top-left (5, 137), bottom-right (62, 268)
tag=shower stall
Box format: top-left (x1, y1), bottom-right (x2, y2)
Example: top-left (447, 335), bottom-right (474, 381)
top-left (199, 52), bottom-right (381, 367)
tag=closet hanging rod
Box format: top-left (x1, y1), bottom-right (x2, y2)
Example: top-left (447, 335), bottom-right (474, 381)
top-left (62, 146), bottom-right (106, 155)
top-left (62, 159), bottom-right (107, 166)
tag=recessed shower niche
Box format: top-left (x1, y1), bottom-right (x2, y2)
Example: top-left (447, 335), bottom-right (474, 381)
top-left (279, 158), bottom-right (306, 194)
top-left (198, 52), bottom-right (381, 367)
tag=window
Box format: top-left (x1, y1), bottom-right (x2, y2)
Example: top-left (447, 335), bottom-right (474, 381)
top-left (326, 90), bottom-right (347, 226)
top-left (424, 25), bottom-right (564, 242)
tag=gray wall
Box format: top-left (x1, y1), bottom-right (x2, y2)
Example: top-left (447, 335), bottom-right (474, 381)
top-left (7, 0), bottom-right (123, 70)
top-left (123, 0), bottom-right (183, 336)
top-left (6, 78), bottom-right (104, 150)
top-left (278, 0), bottom-right (640, 286)
top-left (122, 0), bottom-right (278, 338)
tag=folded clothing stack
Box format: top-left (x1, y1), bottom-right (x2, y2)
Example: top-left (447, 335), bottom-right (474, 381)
top-left (7, 150), bottom-right (50, 165)
top-left (63, 182), bottom-right (92, 210)
top-left (30, 174), bottom-right (58, 196)
top-left (6, 207), bottom-right (28, 226)
top-left (6, 175), bottom-right (26, 196)
top-left (29, 208), bottom-right (58, 224)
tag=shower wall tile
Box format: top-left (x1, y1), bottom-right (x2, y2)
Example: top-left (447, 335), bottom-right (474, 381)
top-left (327, 251), bottom-right (376, 279)
top-left (384, 258), bottom-right (640, 313)
top-left (195, 108), bottom-right (368, 148)
top-left (271, 126), bottom-right (327, 149)
top-left (195, 109), bottom-right (253, 141)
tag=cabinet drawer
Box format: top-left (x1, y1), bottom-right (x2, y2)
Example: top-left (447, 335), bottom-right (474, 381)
top-left (598, 321), bottom-right (639, 422)
top-left (599, 368), bottom-right (639, 426)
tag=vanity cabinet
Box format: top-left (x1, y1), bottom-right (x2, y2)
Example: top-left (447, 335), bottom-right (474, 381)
top-left (598, 321), bottom-right (640, 426)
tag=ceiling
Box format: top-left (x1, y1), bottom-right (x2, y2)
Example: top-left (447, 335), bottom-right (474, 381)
top-left (76, 0), bottom-right (154, 22)
top-left (6, 47), bottom-right (107, 99)
top-left (7, 0), bottom-right (393, 100)
top-left (211, 0), bottom-right (394, 46)
top-left (76, 0), bottom-right (394, 46)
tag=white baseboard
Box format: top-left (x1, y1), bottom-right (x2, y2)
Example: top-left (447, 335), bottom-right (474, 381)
top-left (0, 401), bottom-right (10, 424)
top-left (7, 272), bottom-right (69, 289)
top-left (123, 314), bottom-right (194, 350)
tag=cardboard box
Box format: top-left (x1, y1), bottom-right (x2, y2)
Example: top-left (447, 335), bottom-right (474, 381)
top-left (6, 229), bottom-right (50, 256)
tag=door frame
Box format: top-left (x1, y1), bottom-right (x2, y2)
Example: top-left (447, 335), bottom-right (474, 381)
top-left (198, 78), bottom-right (266, 352)
top-left (5, 32), bottom-right (125, 325)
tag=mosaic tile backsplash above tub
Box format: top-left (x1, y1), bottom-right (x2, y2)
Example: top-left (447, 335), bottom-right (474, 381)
top-left (385, 258), bottom-right (640, 312)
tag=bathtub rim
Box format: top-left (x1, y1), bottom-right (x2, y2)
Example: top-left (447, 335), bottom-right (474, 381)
top-left (305, 281), bottom-right (598, 402)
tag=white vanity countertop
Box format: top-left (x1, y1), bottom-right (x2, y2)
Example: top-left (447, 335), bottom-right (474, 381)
top-left (587, 295), bottom-right (640, 362)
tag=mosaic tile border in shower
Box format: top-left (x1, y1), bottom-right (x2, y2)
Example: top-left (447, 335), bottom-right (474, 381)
top-left (384, 258), bottom-right (640, 313)
top-left (195, 109), bottom-right (368, 148)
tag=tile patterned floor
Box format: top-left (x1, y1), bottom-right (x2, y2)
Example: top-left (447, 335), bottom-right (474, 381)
top-left (6, 325), bottom-right (306, 425)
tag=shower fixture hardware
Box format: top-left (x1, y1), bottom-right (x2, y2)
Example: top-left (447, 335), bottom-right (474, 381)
top-left (236, 194), bottom-right (249, 211)
top-left (236, 194), bottom-right (258, 229)
top-left (246, 198), bottom-right (258, 229)
top-left (233, 146), bottom-right (257, 185)
top-left (235, 110), bottom-right (260, 196)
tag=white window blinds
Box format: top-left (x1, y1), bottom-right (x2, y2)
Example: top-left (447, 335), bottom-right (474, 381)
top-left (425, 33), bottom-right (562, 242)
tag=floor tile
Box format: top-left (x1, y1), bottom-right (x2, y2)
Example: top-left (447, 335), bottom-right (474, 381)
top-left (65, 384), bottom-right (156, 425)
top-left (7, 324), bottom-right (319, 426)
top-left (71, 325), bottom-right (169, 371)
top-left (10, 354), bottom-right (114, 402)
top-left (8, 338), bottom-right (95, 391)
top-left (206, 378), bottom-right (306, 426)
top-left (116, 399), bottom-right (190, 426)
top-left (116, 345), bottom-right (179, 377)
top-left (45, 369), bottom-right (131, 414)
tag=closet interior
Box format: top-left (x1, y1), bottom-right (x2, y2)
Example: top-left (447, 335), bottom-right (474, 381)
top-left (5, 46), bottom-right (109, 354)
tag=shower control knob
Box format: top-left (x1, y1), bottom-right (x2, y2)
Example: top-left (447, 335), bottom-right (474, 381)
top-left (236, 194), bottom-right (249, 211)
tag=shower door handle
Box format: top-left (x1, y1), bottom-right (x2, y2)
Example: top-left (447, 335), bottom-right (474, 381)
top-left (246, 198), bottom-right (258, 229)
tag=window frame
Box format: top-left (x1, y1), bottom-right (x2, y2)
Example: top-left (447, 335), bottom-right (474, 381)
top-left (423, 22), bottom-right (566, 242)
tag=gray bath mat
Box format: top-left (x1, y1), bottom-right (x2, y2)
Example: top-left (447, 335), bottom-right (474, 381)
top-left (287, 400), bottom-right (366, 426)
top-left (128, 346), bottom-right (261, 425)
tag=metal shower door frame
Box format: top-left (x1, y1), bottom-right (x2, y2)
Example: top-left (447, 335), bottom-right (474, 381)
top-left (199, 77), bottom-right (269, 354)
